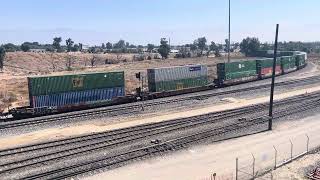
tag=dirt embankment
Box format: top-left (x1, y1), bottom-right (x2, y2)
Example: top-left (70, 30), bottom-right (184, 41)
top-left (0, 52), bottom-right (247, 110)
top-left (308, 53), bottom-right (320, 69)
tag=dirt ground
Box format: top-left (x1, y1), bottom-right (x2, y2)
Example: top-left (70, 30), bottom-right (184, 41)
top-left (260, 152), bottom-right (320, 180)
top-left (0, 52), bottom-right (246, 110)
top-left (84, 113), bottom-right (320, 180)
top-left (307, 53), bottom-right (320, 69)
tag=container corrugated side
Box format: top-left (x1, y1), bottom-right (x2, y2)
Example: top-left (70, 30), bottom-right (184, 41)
top-left (256, 58), bottom-right (282, 77)
top-left (28, 71), bottom-right (125, 96)
top-left (149, 77), bottom-right (208, 92)
top-left (252, 51), bottom-right (274, 58)
top-left (256, 58), bottom-right (281, 68)
top-left (279, 51), bottom-right (294, 57)
top-left (281, 56), bottom-right (296, 72)
top-left (295, 54), bottom-right (306, 67)
top-left (31, 87), bottom-right (125, 108)
top-left (224, 60), bottom-right (257, 80)
top-left (148, 65), bottom-right (208, 83)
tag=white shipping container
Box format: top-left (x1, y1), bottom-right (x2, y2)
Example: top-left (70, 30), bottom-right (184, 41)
top-left (148, 65), bottom-right (208, 83)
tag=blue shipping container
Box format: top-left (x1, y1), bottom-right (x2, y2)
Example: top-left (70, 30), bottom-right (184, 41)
top-left (32, 87), bottom-right (125, 108)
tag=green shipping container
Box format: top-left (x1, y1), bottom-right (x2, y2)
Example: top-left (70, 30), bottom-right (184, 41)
top-left (256, 58), bottom-right (281, 68)
top-left (281, 56), bottom-right (296, 71)
top-left (28, 71), bottom-right (125, 96)
top-left (217, 60), bottom-right (257, 81)
top-left (279, 51), bottom-right (294, 57)
top-left (295, 54), bottom-right (306, 67)
top-left (149, 77), bottom-right (208, 92)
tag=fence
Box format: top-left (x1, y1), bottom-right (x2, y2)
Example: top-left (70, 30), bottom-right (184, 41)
top-left (200, 132), bottom-right (320, 180)
top-left (236, 133), bottom-right (319, 180)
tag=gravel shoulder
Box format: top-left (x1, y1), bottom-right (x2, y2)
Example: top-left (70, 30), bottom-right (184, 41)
top-left (84, 114), bottom-right (320, 180)
top-left (260, 151), bottom-right (320, 180)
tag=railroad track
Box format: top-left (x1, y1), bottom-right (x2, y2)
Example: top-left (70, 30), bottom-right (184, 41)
top-left (0, 92), bottom-right (318, 157)
top-left (1, 75), bottom-right (320, 130)
top-left (23, 118), bottom-right (269, 180)
top-left (19, 99), bottom-right (320, 180)
top-left (0, 92), bottom-right (320, 179)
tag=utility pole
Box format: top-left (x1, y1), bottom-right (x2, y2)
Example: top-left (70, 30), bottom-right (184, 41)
top-left (268, 24), bottom-right (279, 131)
top-left (228, 0), bottom-right (231, 63)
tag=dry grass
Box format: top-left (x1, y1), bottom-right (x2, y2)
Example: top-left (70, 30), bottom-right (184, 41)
top-left (0, 90), bottom-right (19, 112)
top-left (4, 52), bottom-right (135, 75)
top-left (308, 53), bottom-right (320, 69)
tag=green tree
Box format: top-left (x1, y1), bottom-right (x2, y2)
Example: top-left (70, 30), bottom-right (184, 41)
top-left (79, 43), bottom-right (83, 51)
top-left (53, 37), bottom-right (62, 52)
top-left (66, 38), bottom-right (74, 52)
top-left (21, 43), bottom-right (31, 52)
top-left (113, 40), bottom-right (125, 49)
top-left (102, 43), bottom-right (106, 49)
top-left (240, 37), bottom-right (261, 56)
top-left (89, 47), bottom-right (96, 53)
top-left (233, 42), bottom-right (240, 50)
top-left (137, 45), bottom-right (144, 53)
top-left (158, 38), bottom-right (170, 59)
top-left (260, 42), bottom-right (271, 51)
top-left (3, 43), bottom-right (19, 52)
top-left (190, 44), bottom-right (197, 51)
top-left (147, 44), bottom-right (155, 52)
top-left (209, 41), bottom-right (220, 57)
top-left (72, 44), bottom-right (80, 52)
top-left (0, 47), bottom-right (5, 72)
top-left (194, 37), bottom-right (207, 55)
top-left (46, 46), bottom-right (55, 52)
top-left (106, 42), bottom-right (113, 49)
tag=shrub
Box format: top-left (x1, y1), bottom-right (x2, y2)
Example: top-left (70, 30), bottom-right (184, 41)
top-left (133, 54), bottom-right (145, 61)
top-left (105, 59), bottom-right (119, 64)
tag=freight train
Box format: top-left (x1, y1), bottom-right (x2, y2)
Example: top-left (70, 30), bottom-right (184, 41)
top-left (7, 50), bottom-right (307, 119)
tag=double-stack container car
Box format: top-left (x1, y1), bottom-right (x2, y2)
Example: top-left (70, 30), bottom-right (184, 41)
top-left (215, 60), bottom-right (258, 85)
top-left (256, 58), bottom-right (282, 79)
top-left (295, 52), bottom-right (307, 69)
top-left (281, 56), bottom-right (297, 73)
top-left (147, 65), bottom-right (208, 92)
top-left (12, 71), bottom-right (126, 117)
top-left (215, 51), bottom-right (307, 86)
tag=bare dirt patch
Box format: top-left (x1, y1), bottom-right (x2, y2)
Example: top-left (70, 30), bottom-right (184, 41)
top-left (307, 53), bottom-right (320, 70)
top-left (260, 152), bottom-right (320, 180)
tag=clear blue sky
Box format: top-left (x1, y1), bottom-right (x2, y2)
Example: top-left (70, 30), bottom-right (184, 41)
top-left (0, 0), bottom-right (319, 45)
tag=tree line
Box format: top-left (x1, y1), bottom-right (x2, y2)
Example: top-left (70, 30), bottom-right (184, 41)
top-left (1, 37), bottom-right (320, 71)
top-left (1, 36), bottom-right (319, 55)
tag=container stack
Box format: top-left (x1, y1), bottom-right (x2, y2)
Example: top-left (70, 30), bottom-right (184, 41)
top-left (147, 65), bottom-right (208, 92)
top-left (28, 72), bottom-right (125, 109)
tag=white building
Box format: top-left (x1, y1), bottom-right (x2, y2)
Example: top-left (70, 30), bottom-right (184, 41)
top-left (170, 49), bottom-right (180, 54)
top-left (29, 49), bottom-right (47, 53)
